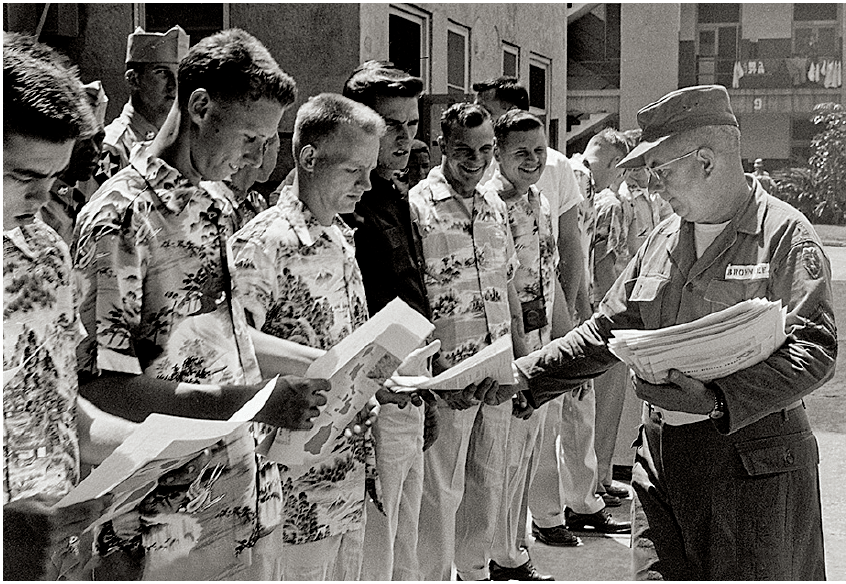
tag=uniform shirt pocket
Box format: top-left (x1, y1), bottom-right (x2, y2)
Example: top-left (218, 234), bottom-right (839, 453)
top-left (627, 275), bottom-right (669, 328)
top-left (734, 431), bottom-right (818, 477)
top-left (704, 278), bottom-right (768, 309)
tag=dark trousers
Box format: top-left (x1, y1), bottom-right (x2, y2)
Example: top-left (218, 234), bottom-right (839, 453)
top-left (631, 403), bottom-right (826, 580)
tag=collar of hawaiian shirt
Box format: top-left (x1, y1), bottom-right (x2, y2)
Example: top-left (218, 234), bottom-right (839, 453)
top-left (275, 183), bottom-right (318, 247)
top-left (131, 151), bottom-right (208, 215)
top-left (428, 165), bottom-right (506, 223)
top-left (4, 221), bottom-right (41, 260)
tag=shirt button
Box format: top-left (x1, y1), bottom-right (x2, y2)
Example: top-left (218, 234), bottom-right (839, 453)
top-left (783, 448), bottom-right (794, 465)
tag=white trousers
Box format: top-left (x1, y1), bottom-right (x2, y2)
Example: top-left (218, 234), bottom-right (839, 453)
top-left (418, 398), bottom-right (511, 581)
top-left (593, 361), bottom-right (628, 489)
top-left (490, 402), bottom-right (546, 568)
top-left (528, 384), bottom-right (603, 527)
top-left (361, 403), bottom-right (425, 581)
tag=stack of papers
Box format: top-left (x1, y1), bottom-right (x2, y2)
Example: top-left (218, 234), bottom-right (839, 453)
top-left (608, 298), bottom-right (786, 384)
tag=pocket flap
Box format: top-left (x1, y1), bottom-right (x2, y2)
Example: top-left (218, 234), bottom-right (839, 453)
top-left (628, 275), bottom-right (669, 302)
top-left (735, 431), bottom-right (818, 476)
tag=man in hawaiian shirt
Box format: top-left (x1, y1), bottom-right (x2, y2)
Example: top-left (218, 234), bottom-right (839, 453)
top-left (2, 33), bottom-right (125, 581)
top-left (411, 102), bottom-right (521, 581)
top-left (95, 25), bottom-right (188, 184)
top-left (231, 92), bottom-right (386, 580)
top-left (74, 29), bottom-right (328, 580)
top-left (484, 110), bottom-right (556, 581)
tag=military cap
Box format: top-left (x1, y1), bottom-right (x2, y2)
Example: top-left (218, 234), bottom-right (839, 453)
top-left (618, 85), bottom-right (738, 168)
top-left (754, 158), bottom-right (764, 168)
top-left (126, 25), bottom-right (189, 64)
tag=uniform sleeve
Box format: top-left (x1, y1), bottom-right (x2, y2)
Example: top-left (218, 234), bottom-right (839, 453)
top-left (712, 233), bottom-right (837, 434)
top-left (74, 197), bottom-right (145, 377)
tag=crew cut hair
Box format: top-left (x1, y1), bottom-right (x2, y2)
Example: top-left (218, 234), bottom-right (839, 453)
top-left (293, 92), bottom-right (386, 156)
top-left (440, 102), bottom-right (490, 142)
top-left (4, 32), bottom-right (95, 143)
top-left (589, 127), bottom-right (630, 156)
top-left (494, 110), bottom-right (544, 143)
top-left (342, 60), bottom-right (423, 108)
top-left (178, 28), bottom-right (297, 109)
top-left (472, 76), bottom-right (529, 112)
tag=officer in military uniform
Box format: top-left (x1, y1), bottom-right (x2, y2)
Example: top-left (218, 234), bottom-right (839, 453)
top-left (95, 25), bottom-right (188, 183)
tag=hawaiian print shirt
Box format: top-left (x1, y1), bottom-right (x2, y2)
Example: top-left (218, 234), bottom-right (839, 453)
top-left (3, 219), bottom-right (82, 505)
top-left (74, 152), bottom-right (264, 578)
top-left (594, 187), bottom-right (631, 284)
top-left (200, 180), bottom-right (269, 232)
top-left (95, 101), bottom-right (158, 185)
top-left (486, 170), bottom-right (557, 354)
top-left (231, 185), bottom-right (372, 545)
top-left (618, 181), bottom-right (674, 259)
top-left (410, 166), bottom-right (517, 369)
top-left (570, 154), bottom-right (597, 307)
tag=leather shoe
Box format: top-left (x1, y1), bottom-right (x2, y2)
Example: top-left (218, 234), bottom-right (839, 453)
top-left (565, 508), bottom-right (631, 534)
top-left (490, 560), bottom-right (554, 581)
top-left (599, 492), bottom-right (622, 507)
top-left (531, 521), bottom-right (582, 547)
top-left (603, 482), bottom-right (630, 498)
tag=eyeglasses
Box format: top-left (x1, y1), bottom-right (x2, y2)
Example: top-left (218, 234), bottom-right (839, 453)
top-left (643, 149), bottom-right (700, 184)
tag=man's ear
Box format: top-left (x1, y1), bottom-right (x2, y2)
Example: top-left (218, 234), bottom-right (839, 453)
top-left (697, 147), bottom-right (716, 176)
top-left (187, 89), bottom-right (211, 126)
top-left (125, 69), bottom-right (138, 89)
top-left (298, 144), bottom-right (317, 173)
top-left (494, 142), bottom-right (502, 163)
top-left (437, 135), bottom-right (446, 154)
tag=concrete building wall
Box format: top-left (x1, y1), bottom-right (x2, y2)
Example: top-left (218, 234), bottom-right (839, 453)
top-left (742, 4), bottom-right (792, 41)
top-left (360, 3), bottom-right (569, 131)
top-left (738, 113), bottom-right (792, 160)
top-left (619, 3), bottom-right (681, 130)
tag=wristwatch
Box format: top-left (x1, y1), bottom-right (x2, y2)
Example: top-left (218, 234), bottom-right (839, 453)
top-left (708, 384), bottom-right (726, 420)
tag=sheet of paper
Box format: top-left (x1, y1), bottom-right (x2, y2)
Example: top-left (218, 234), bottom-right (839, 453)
top-left (262, 299), bottom-right (435, 466)
top-left (57, 414), bottom-right (245, 523)
top-left (417, 334), bottom-right (515, 390)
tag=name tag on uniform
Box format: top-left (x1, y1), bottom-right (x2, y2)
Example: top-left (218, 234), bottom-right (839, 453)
top-left (725, 263), bottom-right (770, 280)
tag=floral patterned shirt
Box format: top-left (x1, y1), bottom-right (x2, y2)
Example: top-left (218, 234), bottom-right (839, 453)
top-left (231, 185), bottom-right (371, 544)
top-left (3, 220), bottom-right (82, 504)
top-left (409, 166), bottom-right (518, 369)
top-left (73, 152), bottom-right (264, 578)
top-left (594, 187), bottom-right (631, 284)
top-left (487, 170), bottom-right (557, 354)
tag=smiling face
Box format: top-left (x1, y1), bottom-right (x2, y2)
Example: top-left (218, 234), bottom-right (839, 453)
top-left (189, 94), bottom-right (285, 182)
top-left (305, 124), bottom-right (380, 221)
top-left (495, 127), bottom-right (547, 194)
top-left (439, 120), bottom-right (495, 197)
top-left (3, 133), bottom-right (75, 231)
top-left (369, 95), bottom-right (419, 173)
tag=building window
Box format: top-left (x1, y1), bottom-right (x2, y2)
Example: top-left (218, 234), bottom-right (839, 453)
top-left (447, 22), bottom-right (470, 95)
top-left (388, 4), bottom-right (430, 89)
top-left (695, 5), bottom-right (739, 87)
top-left (139, 4), bottom-right (228, 44)
top-left (503, 43), bottom-right (519, 77)
top-left (792, 4), bottom-right (839, 58)
top-left (529, 54), bottom-right (550, 125)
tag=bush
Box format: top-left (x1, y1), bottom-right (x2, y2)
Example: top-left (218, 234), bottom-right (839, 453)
top-left (772, 103), bottom-right (846, 225)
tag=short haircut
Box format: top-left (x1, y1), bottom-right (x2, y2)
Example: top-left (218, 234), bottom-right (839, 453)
top-left (440, 102), bottom-right (490, 142)
top-left (494, 110), bottom-right (544, 144)
top-left (472, 76), bottom-right (529, 112)
top-left (3, 32), bottom-right (95, 143)
top-left (410, 139), bottom-right (429, 154)
top-left (342, 60), bottom-right (423, 108)
top-left (292, 92), bottom-right (386, 156)
top-left (178, 28), bottom-right (297, 109)
top-left (589, 127), bottom-right (630, 157)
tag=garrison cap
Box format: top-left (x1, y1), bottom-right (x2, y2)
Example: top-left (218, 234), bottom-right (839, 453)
top-left (618, 85), bottom-right (738, 168)
top-left (126, 25), bottom-right (189, 64)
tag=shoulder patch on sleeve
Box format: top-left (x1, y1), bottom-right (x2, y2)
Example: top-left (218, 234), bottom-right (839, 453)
top-left (801, 246), bottom-right (823, 279)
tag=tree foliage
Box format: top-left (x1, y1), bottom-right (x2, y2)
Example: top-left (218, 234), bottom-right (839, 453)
top-left (773, 102), bottom-right (846, 225)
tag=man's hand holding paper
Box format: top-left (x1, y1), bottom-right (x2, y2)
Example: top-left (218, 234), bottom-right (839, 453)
top-left (254, 375), bottom-right (329, 430)
top-left (633, 369), bottom-right (714, 415)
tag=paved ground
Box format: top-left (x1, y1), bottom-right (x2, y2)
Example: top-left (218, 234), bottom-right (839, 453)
top-left (525, 243), bottom-right (846, 580)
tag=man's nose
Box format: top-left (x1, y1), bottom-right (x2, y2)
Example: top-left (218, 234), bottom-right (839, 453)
top-left (359, 170), bottom-right (372, 192)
